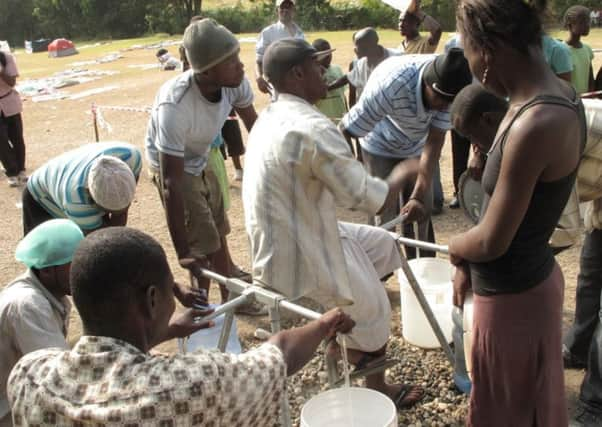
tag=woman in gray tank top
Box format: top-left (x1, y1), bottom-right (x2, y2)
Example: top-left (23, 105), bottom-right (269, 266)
top-left (448, 0), bottom-right (586, 426)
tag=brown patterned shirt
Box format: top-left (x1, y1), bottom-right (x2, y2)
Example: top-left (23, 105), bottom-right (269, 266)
top-left (8, 336), bottom-right (287, 426)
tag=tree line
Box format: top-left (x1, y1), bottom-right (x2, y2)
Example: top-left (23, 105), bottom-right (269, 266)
top-left (0, 0), bottom-right (599, 47)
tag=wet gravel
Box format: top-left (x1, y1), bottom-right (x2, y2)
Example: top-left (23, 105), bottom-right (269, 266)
top-left (278, 332), bottom-right (468, 426)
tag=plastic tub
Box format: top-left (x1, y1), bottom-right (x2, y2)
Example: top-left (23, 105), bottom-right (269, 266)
top-left (398, 258), bottom-right (453, 348)
top-left (301, 387), bottom-right (397, 427)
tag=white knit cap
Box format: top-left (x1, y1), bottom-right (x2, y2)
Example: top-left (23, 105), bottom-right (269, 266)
top-left (87, 156), bottom-right (136, 211)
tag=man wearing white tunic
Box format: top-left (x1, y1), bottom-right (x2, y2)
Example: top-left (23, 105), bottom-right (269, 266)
top-left (243, 38), bottom-right (424, 408)
top-left (255, 0), bottom-right (304, 94)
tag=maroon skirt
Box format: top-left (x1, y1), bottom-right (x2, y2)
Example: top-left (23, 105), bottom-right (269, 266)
top-left (468, 262), bottom-right (567, 427)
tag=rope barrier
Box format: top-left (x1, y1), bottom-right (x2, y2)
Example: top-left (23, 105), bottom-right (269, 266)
top-left (90, 103), bottom-right (239, 140)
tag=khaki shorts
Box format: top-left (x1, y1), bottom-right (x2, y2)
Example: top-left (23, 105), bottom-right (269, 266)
top-left (153, 166), bottom-right (230, 257)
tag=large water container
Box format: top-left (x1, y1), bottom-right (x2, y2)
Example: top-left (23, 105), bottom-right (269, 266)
top-left (301, 387), bottom-right (397, 427)
top-left (398, 258), bottom-right (454, 348)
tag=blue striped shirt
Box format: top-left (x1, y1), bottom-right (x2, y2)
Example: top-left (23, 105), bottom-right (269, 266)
top-left (341, 54), bottom-right (451, 159)
top-left (27, 142), bottom-right (142, 231)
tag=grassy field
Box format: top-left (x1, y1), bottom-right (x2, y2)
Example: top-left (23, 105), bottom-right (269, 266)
top-left (13, 28), bottom-right (602, 80)
top-left (202, 0), bottom-right (362, 8)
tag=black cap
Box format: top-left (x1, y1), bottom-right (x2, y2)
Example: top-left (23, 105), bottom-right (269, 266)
top-left (263, 38), bottom-right (334, 84)
top-left (423, 48), bottom-right (472, 100)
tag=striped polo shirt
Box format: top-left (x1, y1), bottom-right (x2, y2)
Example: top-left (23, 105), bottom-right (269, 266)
top-left (341, 54), bottom-right (451, 159)
top-left (27, 142), bottom-right (142, 231)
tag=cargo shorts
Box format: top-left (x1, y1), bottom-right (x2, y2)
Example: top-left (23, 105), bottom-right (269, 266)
top-left (153, 165), bottom-right (230, 257)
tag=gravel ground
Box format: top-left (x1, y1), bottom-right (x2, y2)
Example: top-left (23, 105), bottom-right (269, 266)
top-left (284, 334), bottom-right (468, 426)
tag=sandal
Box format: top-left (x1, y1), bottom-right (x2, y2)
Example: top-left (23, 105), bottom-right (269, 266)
top-left (393, 384), bottom-right (425, 410)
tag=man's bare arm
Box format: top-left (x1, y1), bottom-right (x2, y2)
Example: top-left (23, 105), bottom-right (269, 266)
top-left (159, 153), bottom-right (193, 259)
top-left (401, 127), bottom-right (446, 222)
top-left (269, 308), bottom-right (354, 375)
top-left (255, 61), bottom-right (270, 94)
top-left (328, 75), bottom-right (350, 91)
top-left (234, 104), bottom-right (258, 132)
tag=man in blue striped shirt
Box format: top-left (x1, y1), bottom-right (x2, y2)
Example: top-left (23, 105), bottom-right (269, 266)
top-left (340, 49), bottom-right (471, 256)
top-left (23, 142), bottom-right (141, 234)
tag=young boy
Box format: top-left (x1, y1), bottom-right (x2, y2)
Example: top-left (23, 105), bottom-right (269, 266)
top-left (329, 28), bottom-right (399, 103)
top-left (564, 5), bottom-right (595, 94)
top-left (312, 39), bottom-right (347, 124)
top-left (328, 29), bottom-right (400, 159)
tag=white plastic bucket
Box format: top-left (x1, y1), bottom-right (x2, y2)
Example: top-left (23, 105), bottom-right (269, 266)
top-left (301, 387), bottom-right (397, 427)
top-left (463, 293), bottom-right (474, 380)
top-left (398, 258), bottom-right (454, 348)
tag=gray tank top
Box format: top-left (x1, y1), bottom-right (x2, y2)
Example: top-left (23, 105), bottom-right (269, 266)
top-left (471, 93), bottom-right (586, 296)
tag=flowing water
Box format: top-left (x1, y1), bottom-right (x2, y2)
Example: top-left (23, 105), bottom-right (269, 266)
top-left (339, 334), bottom-right (355, 427)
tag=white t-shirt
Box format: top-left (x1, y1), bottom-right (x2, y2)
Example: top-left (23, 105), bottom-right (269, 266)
top-left (347, 48), bottom-right (401, 99)
top-left (145, 70), bottom-right (254, 175)
top-left (0, 270), bottom-right (70, 420)
top-left (255, 21), bottom-right (304, 63)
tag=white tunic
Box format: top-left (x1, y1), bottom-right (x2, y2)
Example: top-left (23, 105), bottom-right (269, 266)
top-left (243, 93), bottom-right (400, 350)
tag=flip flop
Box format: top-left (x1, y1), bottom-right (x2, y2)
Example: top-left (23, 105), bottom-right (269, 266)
top-left (393, 384), bottom-right (425, 410)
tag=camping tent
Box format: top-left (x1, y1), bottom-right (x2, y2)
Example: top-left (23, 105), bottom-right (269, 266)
top-left (48, 39), bottom-right (78, 58)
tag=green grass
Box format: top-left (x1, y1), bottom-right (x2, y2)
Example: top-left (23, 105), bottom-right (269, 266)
top-left (202, 0), bottom-right (361, 8)
top-left (13, 28), bottom-right (602, 80)
top-left (14, 35), bottom-right (177, 79)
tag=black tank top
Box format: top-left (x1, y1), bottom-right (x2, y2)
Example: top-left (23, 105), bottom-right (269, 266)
top-left (471, 94), bottom-right (586, 296)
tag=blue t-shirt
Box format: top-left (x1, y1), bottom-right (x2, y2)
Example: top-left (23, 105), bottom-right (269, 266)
top-left (542, 35), bottom-right (573, 76)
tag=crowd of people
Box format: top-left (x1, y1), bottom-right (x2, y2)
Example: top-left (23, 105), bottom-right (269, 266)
top-left (1, 0), bottom-right (602, 425)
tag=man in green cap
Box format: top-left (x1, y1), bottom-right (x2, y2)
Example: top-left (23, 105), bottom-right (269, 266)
top-left (0, 219), bottom-right (84, 426)
top-left (145, 18), bottom-right (258, 305)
